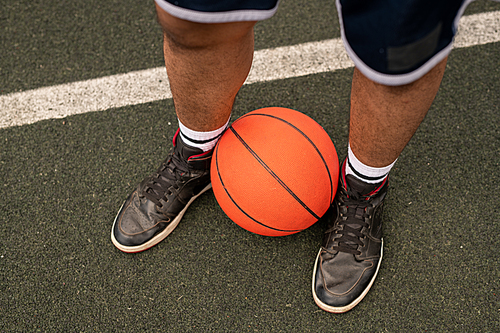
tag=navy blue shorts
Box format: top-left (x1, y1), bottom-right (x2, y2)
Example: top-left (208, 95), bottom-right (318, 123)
top-left (155, 0), bottom-right (493, 85)
top-left (155, 0), bottom-right (279, 23)
top-left (337, 0), bottom-right (472, 85)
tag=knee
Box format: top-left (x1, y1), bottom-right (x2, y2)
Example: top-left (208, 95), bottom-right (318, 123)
top-left (155, 3), bottom-right (256, 49)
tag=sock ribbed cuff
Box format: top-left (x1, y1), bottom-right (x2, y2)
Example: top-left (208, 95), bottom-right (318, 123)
top-left (178, 117), bottom-right (230, 152)
top-left (345, 144), bottom-right (396, 184)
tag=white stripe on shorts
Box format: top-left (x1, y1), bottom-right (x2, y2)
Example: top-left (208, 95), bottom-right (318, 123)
top-left (155, 0), bottom-right (279, 23)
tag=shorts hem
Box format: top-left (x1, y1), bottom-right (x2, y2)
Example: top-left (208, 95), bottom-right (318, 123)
top-left (343, 36), bottom-right (453, 86)
top-left (155, 0), bottom-right (279, 23)
top-left (336, 0), bottom-right (473, 86)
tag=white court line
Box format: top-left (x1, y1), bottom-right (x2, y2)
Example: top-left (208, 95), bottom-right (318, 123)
top-left (0, 11), bottom-right (499, 129)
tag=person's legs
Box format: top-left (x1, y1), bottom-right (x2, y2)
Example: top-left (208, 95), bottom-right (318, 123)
top-left (312, 59), bottom-right (447, 313)
top-left (111, 2), bottom-right (267, 253)
top-left (349, 57), bottom-right (448, 168)
top-left (313, 0), bottom-right (467, 313)
top-left (343, 58), bottom-right (447, 185)
top-left (156, 6), bottom-right (256, 132)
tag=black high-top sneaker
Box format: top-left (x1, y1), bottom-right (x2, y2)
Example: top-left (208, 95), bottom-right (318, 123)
top-left (111, 130), bottom-right (212, 253)
top-left (312, 165), bottom-right (388, 313)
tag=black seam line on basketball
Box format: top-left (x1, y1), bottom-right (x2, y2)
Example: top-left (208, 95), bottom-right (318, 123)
top-left (228, 125), bottom-right (321, 221)
top-left (180, 131), bottom-right (223, 145)
top-left (347, 158), bottom-right (387, 182)
top-left (238, 112), bottom-right (334, 203)
top-left (215, 140), bottom-right (303, 233)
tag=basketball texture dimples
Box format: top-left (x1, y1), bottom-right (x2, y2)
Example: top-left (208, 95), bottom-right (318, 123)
top-left (211, 107), bottom-right (339, 236)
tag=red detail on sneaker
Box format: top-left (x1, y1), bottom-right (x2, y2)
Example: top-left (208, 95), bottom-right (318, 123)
top-left (188, 150), bottom-right (211, 161)
top-left (367, 177), bottom-right (388, 197)
top-left (173, 129), bottom-right (180, 146)
top-left (341, 161), bottom-right (349, 196)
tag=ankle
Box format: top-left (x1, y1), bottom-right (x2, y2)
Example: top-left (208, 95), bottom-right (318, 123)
top-left (178, 117), bottom-right (230, 152)
top-left (344, 144), bottom-right (396, 184)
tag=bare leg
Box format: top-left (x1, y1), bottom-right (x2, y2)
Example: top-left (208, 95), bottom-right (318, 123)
top-left (349, 57), bottom-right (448, 167)
top-left (156, 5), bottom-right (256, 132)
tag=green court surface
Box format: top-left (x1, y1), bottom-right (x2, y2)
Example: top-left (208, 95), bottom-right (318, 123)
top-left (1, 0), bottom-right (499, 331)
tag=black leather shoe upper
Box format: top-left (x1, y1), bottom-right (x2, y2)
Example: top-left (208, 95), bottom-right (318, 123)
top-left (313, 172), bottom-right (388, 312)
top-left (112, 131), bottom-right (212, 251)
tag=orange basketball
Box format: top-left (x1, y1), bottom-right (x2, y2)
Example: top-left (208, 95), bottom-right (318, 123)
top-left (211, 107), bottom-right (339, 236)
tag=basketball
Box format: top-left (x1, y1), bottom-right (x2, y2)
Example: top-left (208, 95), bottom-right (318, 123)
top-left (211, 107), bottom-right (339, 236)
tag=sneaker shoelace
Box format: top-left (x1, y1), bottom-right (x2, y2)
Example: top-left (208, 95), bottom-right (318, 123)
top-left (326, 188), bottom-right (374, 256)
top-left (141, 150), bottom-right (191, 209)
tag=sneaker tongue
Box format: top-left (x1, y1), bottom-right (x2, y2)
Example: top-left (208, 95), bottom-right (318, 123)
top-left (339, 175), bottom-right (377, 243)
top-left (176, 135), bottom-right (204, 161)
top-left (174, 134), bottom-right (213, 171)
top-left (345, 175), bottom-right (380, 197)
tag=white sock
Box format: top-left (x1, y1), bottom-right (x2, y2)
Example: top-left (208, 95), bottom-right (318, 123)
top-left (178, 117), bottom-right (230, 152)
top-left (345, 144), bottom-right (396, 184)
